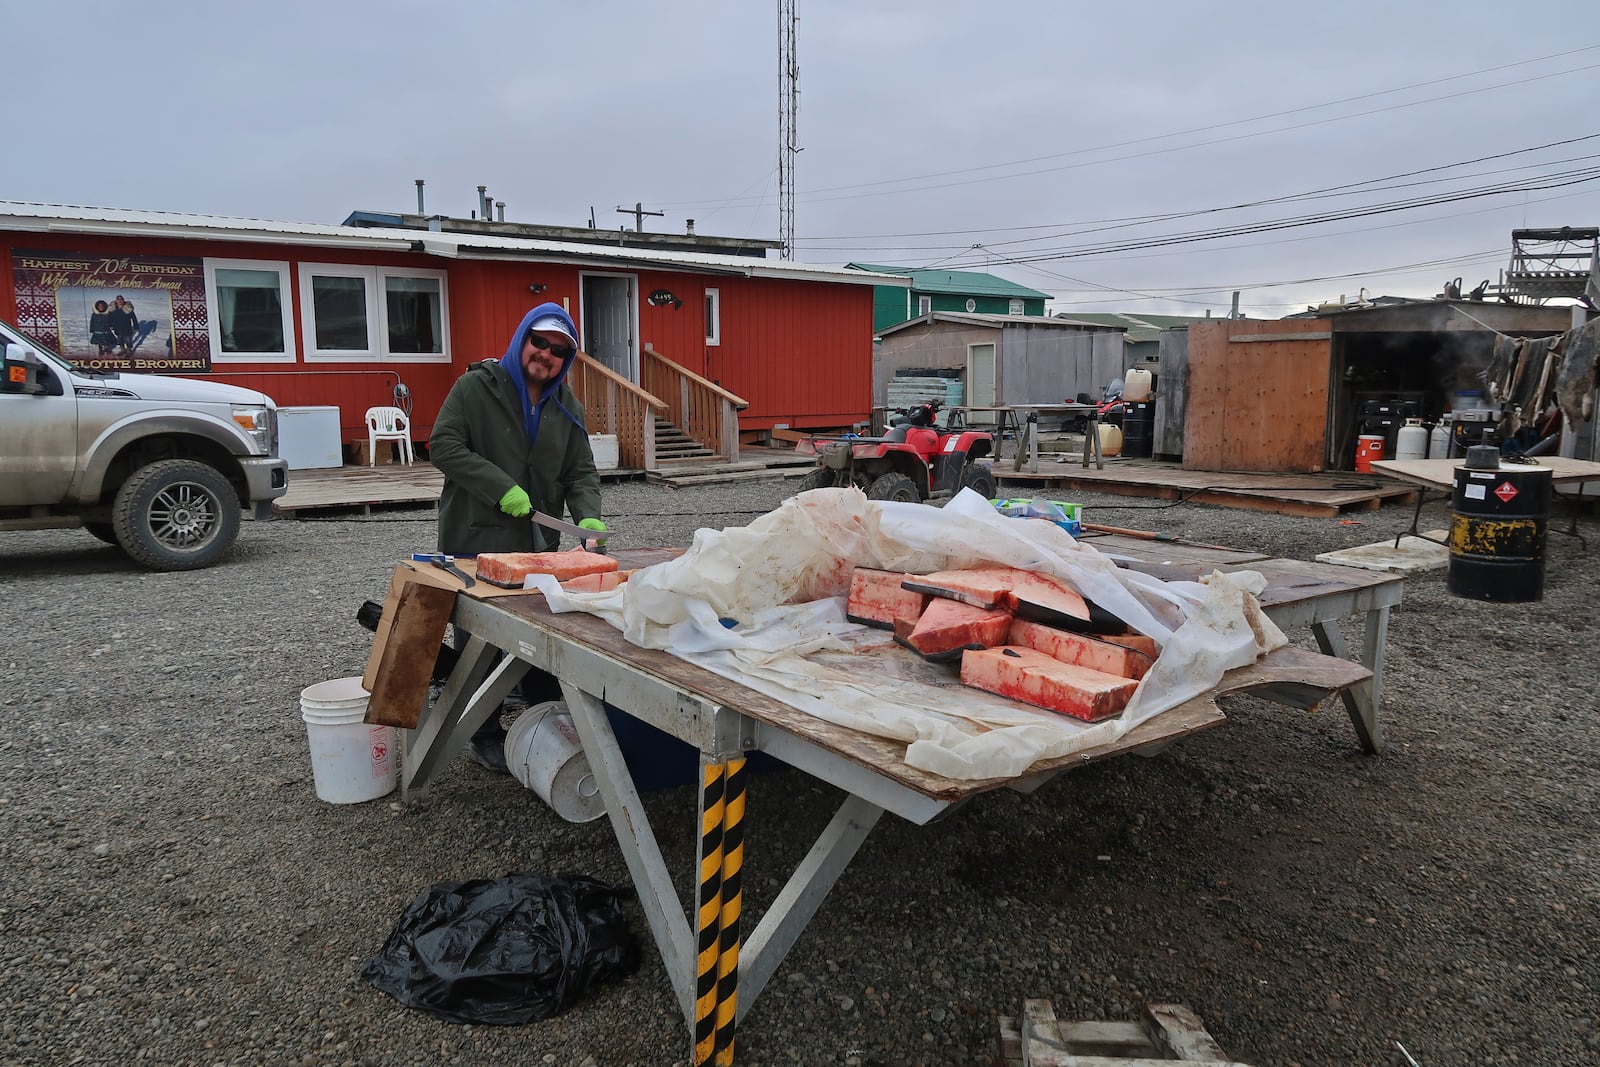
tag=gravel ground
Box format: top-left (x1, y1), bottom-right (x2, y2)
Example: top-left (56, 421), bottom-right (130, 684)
top-left (2, 472), bottom-right (1596, 1067)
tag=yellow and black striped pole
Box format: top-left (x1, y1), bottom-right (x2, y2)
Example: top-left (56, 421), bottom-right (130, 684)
top-left (713, 756), bottom-right (747, 1065)
top-left (692, 757), bottom-right (748, 1066)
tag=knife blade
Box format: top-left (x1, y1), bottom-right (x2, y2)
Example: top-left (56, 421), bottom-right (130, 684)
top-left (531, 510), bottom-right (611, 552)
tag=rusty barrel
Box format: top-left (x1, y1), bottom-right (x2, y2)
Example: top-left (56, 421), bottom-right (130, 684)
top-left (1446, 464), bottom-right (1551, 602)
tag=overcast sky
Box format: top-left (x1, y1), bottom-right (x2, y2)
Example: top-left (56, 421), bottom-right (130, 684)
top-left (5, 0), bottom-right (1595, 316)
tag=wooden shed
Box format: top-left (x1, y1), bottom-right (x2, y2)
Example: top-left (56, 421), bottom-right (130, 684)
top-left (872, 312), bottom-right (1126, 414)
top-left (1182, 301), bottom-right (1580, 473)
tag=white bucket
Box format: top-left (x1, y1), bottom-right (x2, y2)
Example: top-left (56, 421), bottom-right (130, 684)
top-left (505, 701), bottom-right (604, 823)
top-left (299, 677), bottom-right (397, 805)
top-left (589, 434), bottom-right (620, 471)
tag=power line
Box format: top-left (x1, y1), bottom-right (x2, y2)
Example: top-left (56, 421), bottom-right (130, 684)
top-left (795, 135), bottom-right (1600, 246)
top-left (902, 167), bottom-right (1600, 266)
top-left (667, 44), bottom-right (1600, 211)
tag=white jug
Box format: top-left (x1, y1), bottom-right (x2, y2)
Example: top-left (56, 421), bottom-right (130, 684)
top-left (1123, 367), bottom-right (1153, 403)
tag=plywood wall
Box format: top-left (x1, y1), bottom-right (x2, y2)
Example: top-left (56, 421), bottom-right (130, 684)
top-left (1184, 319), bottom-right (1333, 472)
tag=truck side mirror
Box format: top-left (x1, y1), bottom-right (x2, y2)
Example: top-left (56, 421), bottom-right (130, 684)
top-left (2, 343), bottom-right (48, 394)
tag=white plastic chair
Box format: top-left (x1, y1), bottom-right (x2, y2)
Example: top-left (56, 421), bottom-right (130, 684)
top-left (364, 406), bottom-right (414, 465)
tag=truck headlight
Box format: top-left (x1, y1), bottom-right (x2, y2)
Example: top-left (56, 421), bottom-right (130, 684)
top-left (231, 405), bottom-right (275, 455)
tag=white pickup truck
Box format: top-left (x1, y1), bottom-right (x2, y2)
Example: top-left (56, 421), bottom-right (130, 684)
top-left (1, 316), bottom-right (289, 570)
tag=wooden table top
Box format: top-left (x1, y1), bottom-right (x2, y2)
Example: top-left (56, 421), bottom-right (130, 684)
top-left (471, 540), bottom-right (1377, 804)
top-left (1372, 456), bottom-right (1600, 490)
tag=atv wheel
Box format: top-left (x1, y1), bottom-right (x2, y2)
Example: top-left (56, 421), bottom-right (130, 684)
top-left (112, 459), bottom-right (241, 571)
top-left (958, 462), bottom-right (996, 499)
top-left (795, 467), bottom-right (852, 493)
top-left (866, 473), bottom-right (920, 503)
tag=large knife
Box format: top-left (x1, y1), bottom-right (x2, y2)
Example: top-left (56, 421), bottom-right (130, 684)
top-left (531, 510), bottom-right (611, 553)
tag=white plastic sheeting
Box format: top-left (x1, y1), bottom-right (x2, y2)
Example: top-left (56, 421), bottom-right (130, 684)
top-left (524, 488), bottom-right (1285, 780)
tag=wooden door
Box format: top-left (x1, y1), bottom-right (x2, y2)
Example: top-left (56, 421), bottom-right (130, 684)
top-left (1184, 320), bottom-right (1332, 472)
top-left (580, 274), bottom-right (636, 381)
top-left (968, 342), bottom-right (996, 422)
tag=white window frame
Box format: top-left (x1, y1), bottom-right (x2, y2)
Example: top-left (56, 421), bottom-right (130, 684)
top-left (1008, 298), bottom-right (1024, 315)
top-left (705, 287), bottom-right (721, 346)
top-left (297, 263), bottom-right (451, 364)
top-left (203, 258), bottom-right (295, 364)
top-left (918, 295), bottom-right (932, 317)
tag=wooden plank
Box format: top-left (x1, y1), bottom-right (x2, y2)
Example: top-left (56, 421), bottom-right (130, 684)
top-left (1183, 320), bottom-right (1331, 474)
top-left (996, 461), bottom-right (1416, 517)
top-left (1000, 1001), bottom-right (1254, 1065)
top-left (1056, 1020), bottom-right (1161, 1057)
top-left (363, 579), bottom-right (456, 729)
top-left (1023, 998), bottom-right (1070, 1067)
top-left (1227, 331), bottom-right (1332, 343)
top-left (1182, 322), bottom-right (1229, 471)
top-left (1144, 1003), bottom-right (1233, 1062)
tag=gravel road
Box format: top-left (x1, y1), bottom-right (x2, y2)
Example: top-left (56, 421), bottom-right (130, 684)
top-left (2, 473), bottom-right (1596, 1067)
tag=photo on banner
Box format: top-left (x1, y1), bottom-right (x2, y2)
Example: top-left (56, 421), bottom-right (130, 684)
top-left (10, 249), bottom-right (211, 373)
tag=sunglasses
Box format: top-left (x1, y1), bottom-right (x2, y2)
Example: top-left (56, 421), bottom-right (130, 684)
top-left (525, 330), bottom-right (575, 360)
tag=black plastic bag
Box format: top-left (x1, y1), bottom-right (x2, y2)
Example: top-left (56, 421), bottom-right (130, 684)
top-left (362, 872), bottom-right (640, 1025)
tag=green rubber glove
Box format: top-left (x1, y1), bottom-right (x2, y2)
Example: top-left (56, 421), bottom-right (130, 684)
top-left (498, 485), bottom-right (531, 517)
top-left (577, 518), bottom-right (607, 533)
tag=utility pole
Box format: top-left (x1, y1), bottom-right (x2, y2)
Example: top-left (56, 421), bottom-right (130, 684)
top-left (777, 0), bottom-right (799, 260)
top-left (615, 202), bottom-right (665, 233)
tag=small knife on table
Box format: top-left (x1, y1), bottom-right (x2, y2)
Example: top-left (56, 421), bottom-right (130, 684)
top-left (410, 552), bottom-right (475, 588)
top-left (531, 511), bottom-right (611, 553)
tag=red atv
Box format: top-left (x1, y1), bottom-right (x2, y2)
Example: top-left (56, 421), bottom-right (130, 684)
top-left (794, 400), bottom-right (996, 503)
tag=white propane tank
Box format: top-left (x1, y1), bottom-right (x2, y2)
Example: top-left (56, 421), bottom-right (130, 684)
top-left (1123, 366), bottom-right (1153, 403)
top-left (1429, 421), bottom-right (1451, 460)
top-left (1396, 419), bottom-right (1428, 462)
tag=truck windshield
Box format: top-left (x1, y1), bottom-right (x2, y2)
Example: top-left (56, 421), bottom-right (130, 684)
top-left (1, 319), bottom-right (78, 372)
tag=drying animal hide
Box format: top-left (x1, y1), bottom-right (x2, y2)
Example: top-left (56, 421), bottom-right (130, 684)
top-left (1554, 317), bottom-right (1600, 430)
top-left (1485, 333), bottom-right (1523, 404)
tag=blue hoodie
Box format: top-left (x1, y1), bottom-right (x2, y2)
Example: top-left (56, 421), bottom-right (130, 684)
top-left (498, 302), bottom-right (586, 443)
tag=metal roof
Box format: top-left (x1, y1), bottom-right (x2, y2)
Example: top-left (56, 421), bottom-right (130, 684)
top-left (876, 311), bottom-right (1126, 337)
top-left (1051, 311), bottom-right (1210, 342)
top-left (0, 201), bottom-right (906, 288)
top-left (846, 263), bottom-right (1051, 300)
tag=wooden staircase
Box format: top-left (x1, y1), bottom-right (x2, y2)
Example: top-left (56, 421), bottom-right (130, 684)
top-left (652, 416), bottom-right (718, 465)
top-left (568, 344), bottom-right (750, 476)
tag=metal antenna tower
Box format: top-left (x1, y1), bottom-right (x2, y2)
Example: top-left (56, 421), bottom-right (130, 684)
top-left (777, 0), bottom-right (799, 259)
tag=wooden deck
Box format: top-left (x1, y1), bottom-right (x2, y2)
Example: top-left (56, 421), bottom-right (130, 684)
top-left (274, 454), bottom-right (1418, 520)
top-left (996, 457), bottom-right (1418, 518)
top-left (272, 462), bottom-right (646, 517)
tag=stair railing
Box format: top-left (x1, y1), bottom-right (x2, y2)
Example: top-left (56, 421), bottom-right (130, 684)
top-left (567, 354), bottom-right (667, 471)
top-left (641, 343), bottom-right (749, 463)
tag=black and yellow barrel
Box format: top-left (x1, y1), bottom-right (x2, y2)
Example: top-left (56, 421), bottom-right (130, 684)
top-left (1446, 461), bottom-right (1551, 602)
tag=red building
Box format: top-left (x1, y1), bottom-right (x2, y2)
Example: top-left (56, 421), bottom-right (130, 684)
top-left (0, 202), bottom-right (902, 469)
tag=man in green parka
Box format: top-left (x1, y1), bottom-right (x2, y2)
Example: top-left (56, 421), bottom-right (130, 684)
top-left (430, 302), bottom-right (606, 770)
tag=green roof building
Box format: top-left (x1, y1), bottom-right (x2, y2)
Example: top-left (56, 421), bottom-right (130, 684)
top-left (848, 263), bottom-right (1052, 332)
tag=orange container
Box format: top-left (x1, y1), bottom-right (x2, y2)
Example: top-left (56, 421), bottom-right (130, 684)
top-left (1355, 434), bottom-right (1385, 473)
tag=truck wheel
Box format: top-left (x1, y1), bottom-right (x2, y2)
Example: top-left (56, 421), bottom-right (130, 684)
top-left (113, 459), bottom-right (241, 571)
top-left (866, 473), bottom-right (920, 502)
top-left (83, 522), bottom-right (122, 547)
top-left (795, 468), bottom-right (850, 492)
top-left (958, 463), bottom-right (996, 499)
